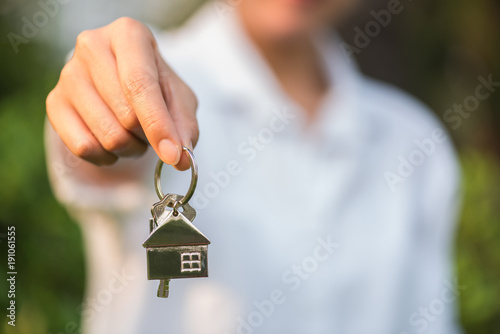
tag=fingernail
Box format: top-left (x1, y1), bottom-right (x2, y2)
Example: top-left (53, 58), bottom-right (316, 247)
top-left (159, 139), bottom-right (180, 165)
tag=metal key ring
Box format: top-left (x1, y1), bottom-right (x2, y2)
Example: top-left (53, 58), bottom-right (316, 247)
top-left (154, 146), bottom-right (198, 206)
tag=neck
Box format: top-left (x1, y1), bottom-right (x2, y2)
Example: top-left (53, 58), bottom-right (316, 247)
top-left (238, 15), bottom-right (329, 120)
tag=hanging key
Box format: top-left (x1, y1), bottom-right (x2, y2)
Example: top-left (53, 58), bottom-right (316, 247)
top-left (143, 147), bottom-right (210, 298)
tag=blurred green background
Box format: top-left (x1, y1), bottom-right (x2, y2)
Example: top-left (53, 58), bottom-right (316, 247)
top-left (0, 0), bottom-right (499, 333)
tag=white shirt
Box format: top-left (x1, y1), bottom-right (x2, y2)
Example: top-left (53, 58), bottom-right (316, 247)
top-left (46, 4), bottom-right (462, 334)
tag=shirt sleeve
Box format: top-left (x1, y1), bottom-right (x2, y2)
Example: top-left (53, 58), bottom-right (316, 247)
top-left (412, 126), bottom-right (463, 334)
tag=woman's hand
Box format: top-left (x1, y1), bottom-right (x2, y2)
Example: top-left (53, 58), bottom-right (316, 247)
top-left (46, 17), bottom-right (199, 170)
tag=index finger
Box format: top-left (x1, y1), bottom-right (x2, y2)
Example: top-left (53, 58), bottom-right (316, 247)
top-left (111, 18), bottom-right (181, 165)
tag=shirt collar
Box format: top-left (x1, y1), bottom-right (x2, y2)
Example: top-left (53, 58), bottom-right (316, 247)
top-left (186, 4), bottom-right (369, 153)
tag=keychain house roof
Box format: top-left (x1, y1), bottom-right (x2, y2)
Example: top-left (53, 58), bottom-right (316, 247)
top-left (143, 211), bottom-right (210, 280)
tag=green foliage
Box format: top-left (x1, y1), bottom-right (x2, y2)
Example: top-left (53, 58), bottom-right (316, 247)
top-left (0, 89), bottom-right (85, 334)
top-left (0, 25), bottom-right (85, 333)
top-left (456, 150), bottom-right (500, 333)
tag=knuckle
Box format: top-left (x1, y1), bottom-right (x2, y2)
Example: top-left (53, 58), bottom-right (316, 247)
top-left (46, 89), bottom-right (66, 123)
top-left (117, 103), bottom-right (139, 131)
top-left (72, 139), bottom-right (96, 159)
top-left (76, 29), bottom-right (96, 52)
top-left (99, 123), bottom-right (130, 152)
top-left (113, 17), bottom-right (146, 34)
top-left (45, 89), bottom-right (57, 112)
top-left (59, 61), bottom-right (76, 80)
top-left (123, 72), bottom-right (155, 100)
top-left (141, 112), bottom-right (161, 134)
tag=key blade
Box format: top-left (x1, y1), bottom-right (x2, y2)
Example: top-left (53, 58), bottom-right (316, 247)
top-left (157, 279), bottom-right (170, 298)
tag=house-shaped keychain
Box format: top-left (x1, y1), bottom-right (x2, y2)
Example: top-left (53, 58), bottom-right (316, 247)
top-left (143, 193), bottom-right (210, 297)
top-left (143, 211), bottom-right (210, 279)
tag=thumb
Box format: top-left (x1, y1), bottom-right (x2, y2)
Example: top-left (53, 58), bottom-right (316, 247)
top-left (156, 56), bottom-right (199, 171)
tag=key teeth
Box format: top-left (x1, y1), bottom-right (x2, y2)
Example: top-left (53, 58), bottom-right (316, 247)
top-left (157, 279), bottom-right (170, 298)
